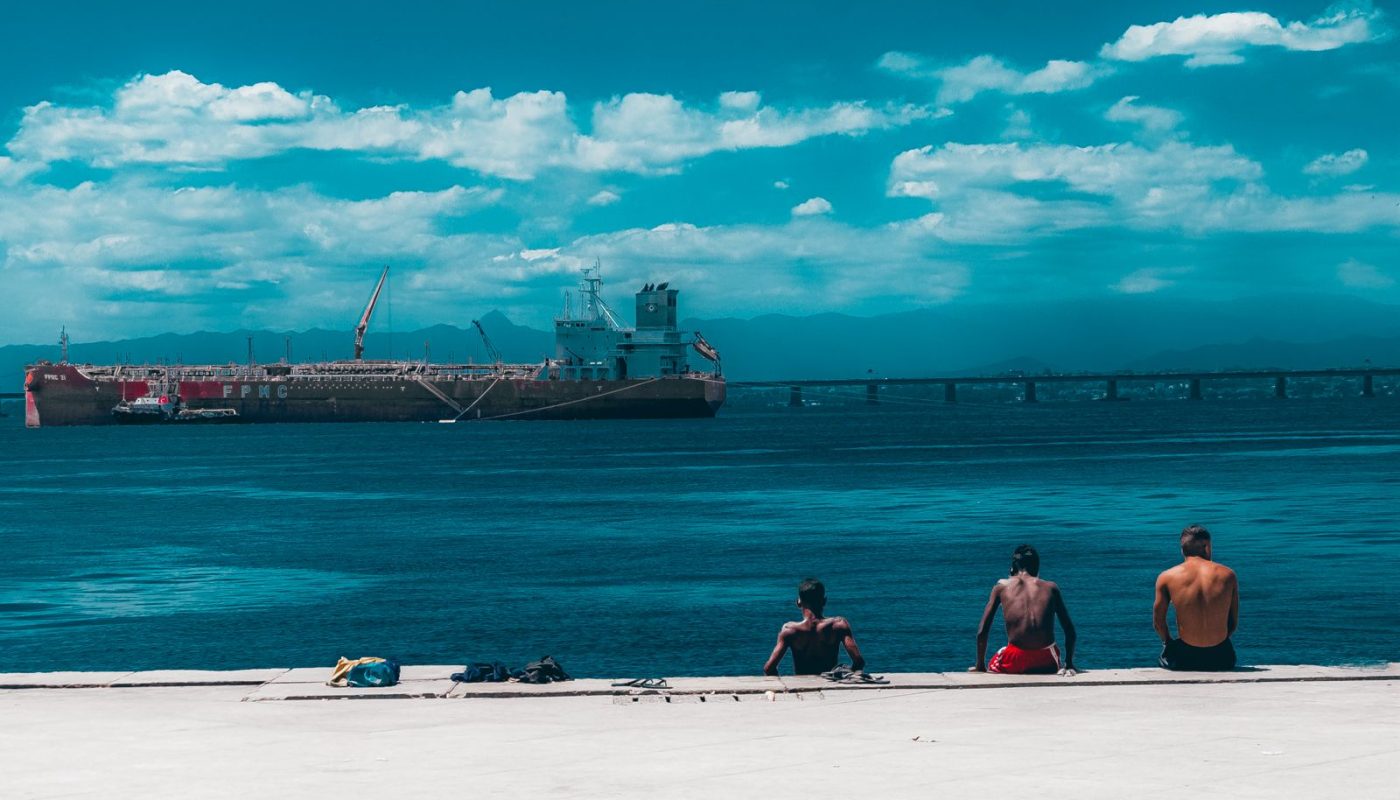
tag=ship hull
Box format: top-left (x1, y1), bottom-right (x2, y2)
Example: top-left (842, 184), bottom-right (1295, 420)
top-left (24, 364), bottom-right (725, 427)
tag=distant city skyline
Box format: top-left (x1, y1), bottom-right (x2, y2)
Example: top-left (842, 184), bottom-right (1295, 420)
top-left (1, 1), bottom-right (1397, 344)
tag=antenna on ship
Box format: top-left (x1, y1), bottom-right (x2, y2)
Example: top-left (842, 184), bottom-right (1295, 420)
top-left (59, 326), bottom-right (69, 364)
top-left (579, 259), bottom-right (621, 329)
top-left (354, 266), bottom-right (390, 361)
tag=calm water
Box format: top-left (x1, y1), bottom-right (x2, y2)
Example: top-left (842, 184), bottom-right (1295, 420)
top-left (2, 398), bottom-right (1398, 676)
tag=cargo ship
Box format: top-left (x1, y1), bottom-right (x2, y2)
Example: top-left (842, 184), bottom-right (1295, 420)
top-left (23, 268), bottom-right (725, 427)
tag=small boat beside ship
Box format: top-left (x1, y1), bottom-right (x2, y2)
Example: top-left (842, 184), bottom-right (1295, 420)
top-left (111, 391), bottom-right (239, 424)
top-left (23, 268), bottom-right (725, 427)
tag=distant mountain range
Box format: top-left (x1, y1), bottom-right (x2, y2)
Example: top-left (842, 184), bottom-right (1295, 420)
top-left (4, 294), bottom-right (1399, 386)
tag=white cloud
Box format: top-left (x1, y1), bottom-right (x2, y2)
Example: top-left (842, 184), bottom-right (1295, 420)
top-left (1112, 267), bottom-right (1187, 294)
top-left (1101, 7), bottom-right (1383, 67)
top-left (773, 180), bottom-right (789, 189)
top-left (0, 178), bottom-right (508, 340)
top-left (880, 52), bottom-right (1101, 104)
top-left (791, 196), bottom-right (833, 217)
top-left (1337, 258), bottom-right (1394, 288)
top-left (1002, 107), bottom-right (1034, 140)
top-left (0, 176), bottom-right (976, 341)
top-left (5, 71), bottom-right (934, 179)
top-left (575, 91), bottom-right (931, 173)
top-left (1104, 96), bottom-right (1183, 133)
top-left (888, 139), bottom-right (1400, 239)
top-left (890, 141), bottom-right (1260, 200)
top-left (0, 155), bottom-right (42, 185)
top-left (1304, 148), bottom-right (1369, 176)
top-left (587, 189), bottom-right (621, 206)
top-left (505, 218), bottom-right (969, 313)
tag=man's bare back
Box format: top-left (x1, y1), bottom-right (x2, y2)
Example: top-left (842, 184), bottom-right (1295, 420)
top-left (769, 616), bottom-right (858, 675)
top-left (1154, 558), bottom-right (1238, 647)
top-left (996, 575), bottom-right (1059, 649)
top-left (763, 578), bottom-right (866, 676)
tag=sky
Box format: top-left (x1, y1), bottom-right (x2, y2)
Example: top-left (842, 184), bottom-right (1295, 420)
top-left (0, 0), bottom-right (1397, 344)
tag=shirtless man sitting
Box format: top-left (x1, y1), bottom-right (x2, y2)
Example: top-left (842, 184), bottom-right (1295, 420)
top-left (763, 578), bottom-right (866, 675)
top-left (971, 545), bottom-right (1077, 675)
top-left (1154, 524), bottom-right (1239, 671)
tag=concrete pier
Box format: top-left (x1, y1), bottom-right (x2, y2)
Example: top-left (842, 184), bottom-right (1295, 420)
top-left (1, 664), bottom-right (1395, 799)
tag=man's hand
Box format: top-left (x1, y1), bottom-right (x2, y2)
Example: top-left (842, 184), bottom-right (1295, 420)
top-left (1057, 665), bottom-right (1078, 677)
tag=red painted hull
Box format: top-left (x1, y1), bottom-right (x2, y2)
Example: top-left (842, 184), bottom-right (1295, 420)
top-left (23, 364), bottom-right (725, 427)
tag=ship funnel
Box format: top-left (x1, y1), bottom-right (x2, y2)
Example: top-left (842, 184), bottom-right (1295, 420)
top-left (635, 283), bottom-right (678, 330)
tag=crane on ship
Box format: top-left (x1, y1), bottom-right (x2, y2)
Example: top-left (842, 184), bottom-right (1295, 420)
top-left (472, 319), bottom-right (503, 368)
top-left (354, 266), bottom-right (389, 361)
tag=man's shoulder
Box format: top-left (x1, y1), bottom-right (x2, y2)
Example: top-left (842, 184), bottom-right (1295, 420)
top-left (1210, 561), bottom-right (1238, 579)
top-left (823, 615), bottom-right (853, 631)
top-left (1157, 563), bottom-right (1185, 581)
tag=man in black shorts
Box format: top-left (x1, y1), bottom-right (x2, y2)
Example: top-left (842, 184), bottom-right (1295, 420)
top-left (1154, 524), bottom-right (1239, 670)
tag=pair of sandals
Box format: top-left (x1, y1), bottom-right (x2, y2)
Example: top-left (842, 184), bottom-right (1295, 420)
top-left (612, 677), bottom-right (670, 689)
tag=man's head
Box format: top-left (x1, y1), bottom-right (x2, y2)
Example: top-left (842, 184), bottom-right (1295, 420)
top-left (1010, 545), bottom-right (1040, 576)
top-left (796, 578), bottom-right (826, 613)
top-left (1180, 524), bottom-right (1212, 559)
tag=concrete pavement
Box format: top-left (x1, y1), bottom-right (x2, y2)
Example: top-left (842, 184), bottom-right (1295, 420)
top-left (2, 666), bottom-right (1397, 799)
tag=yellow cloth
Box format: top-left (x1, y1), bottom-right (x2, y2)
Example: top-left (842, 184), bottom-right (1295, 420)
top-left (327, 656), bottom-right (386, 686)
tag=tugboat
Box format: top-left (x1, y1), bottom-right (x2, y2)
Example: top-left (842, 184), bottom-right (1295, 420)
top-left (112, 389), bottom-right (239, 424)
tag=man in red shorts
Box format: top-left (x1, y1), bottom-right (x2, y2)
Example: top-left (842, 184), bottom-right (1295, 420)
top-left (970, 545), bottom-right (1078, 676)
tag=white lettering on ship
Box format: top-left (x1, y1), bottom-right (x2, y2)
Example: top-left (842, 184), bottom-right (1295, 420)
top-left (222, 384), bottom-right (233, 398)
top-left (258, 385), bottom-right (270, 399)
top-left (277, 385), bottom-right (288, 399)
top-left (44, 373), bottom-right (67, 381)
top-left (240, 385), bottom-right (252, 398)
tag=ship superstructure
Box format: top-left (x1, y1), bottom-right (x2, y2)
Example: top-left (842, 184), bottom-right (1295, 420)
top-left (23, 268), bottom-right (724, 427)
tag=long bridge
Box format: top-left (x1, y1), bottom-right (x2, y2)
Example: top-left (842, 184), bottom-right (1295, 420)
top-left (731, 367), bottom-right (1400, 405)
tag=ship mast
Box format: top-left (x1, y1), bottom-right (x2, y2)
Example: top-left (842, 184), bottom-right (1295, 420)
top-left (354, 266), bottom-right (389, 361)
top-left (580, 261), bottom-right (621, 329)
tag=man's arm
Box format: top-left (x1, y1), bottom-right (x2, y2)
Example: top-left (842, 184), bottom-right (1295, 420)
top-left (1227, 571), bottom-right (1239, 636)
top-left (838, 619), bottom-right (865, 672)
top-left (1152, 572), bottom-right (1172, 644)
top-left (762, 627), bottom-right (791, 676)
top-left (970, 585), bottom-right (1001, 671)
top-left (1051, 585), bottom-right (1077, 675)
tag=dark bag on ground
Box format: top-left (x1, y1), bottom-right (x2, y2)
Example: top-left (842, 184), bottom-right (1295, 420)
top-left (512, 655), bottom-right (572, 684)
top-left (451, 661), bottom-right (513, 683)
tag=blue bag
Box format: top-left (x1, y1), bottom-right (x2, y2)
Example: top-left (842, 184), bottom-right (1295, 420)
top-left (346, 659), bottom-right (400, 687)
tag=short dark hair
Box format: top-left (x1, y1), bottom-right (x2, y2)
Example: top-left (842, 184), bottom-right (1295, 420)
top-left (797, 578), bottom-right (826, 610)
top-left (1011, 545), bottom-right (1040, 576)
top-left (1181, 524), bottom-right (1211, 557)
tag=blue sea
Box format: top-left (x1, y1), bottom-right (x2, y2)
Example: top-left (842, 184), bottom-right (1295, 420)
top-left (2, 397), bottom-right (1398, 677)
